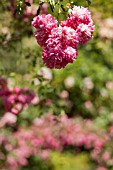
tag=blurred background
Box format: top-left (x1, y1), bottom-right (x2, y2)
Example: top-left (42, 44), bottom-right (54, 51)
top-left (0, 0), bottom-right (113, 170)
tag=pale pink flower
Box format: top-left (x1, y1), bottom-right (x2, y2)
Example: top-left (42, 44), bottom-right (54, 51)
top-left (37, 67), bottom-right (53, 81)
top-left (60, 90), bottom-right (69, 99)
top-left (96, 167), bottom-right (107, 170)
top-left (106, 81), bottom-right (113, 90)
top-left (83, 77), bottom-right (94, 90)
top-left (40, 3), bottom-right (48, 15)
top-left (84, 100), bottom-right (92, 109)
top-left (39, 150), bottom-right (50, 160)
top-left (64, 76), bottom-right (75, 89)
top-left (3, 112), bottom-right (17, 124)
top-left (102, 151), bottom-right (110, 161)
top-left (25, 0), bottom-right (33, 3)
top-left (31, 96), bottom-right (40, 105)
top-left (23, 4), bottom-right (37, 22)
top-left (0, 112), bottom-right (17, 127)
top-left (61, 6), bottom-right (93, 29)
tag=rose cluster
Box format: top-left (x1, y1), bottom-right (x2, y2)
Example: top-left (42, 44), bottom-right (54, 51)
top-left (0, 114), bottom-right (111, 170)
top-left (32, 6), bottom-right (95, 69)
top-left (0, 78), bottom-right (36, 115)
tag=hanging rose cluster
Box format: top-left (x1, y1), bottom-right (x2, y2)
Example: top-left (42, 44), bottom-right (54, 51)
top-left (32, 6), bottom-right (95, 69)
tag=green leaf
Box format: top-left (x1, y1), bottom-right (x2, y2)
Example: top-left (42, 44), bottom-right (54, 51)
top-left (37, 6), bottom-right (41, 15)
top-left (86, 0), bottom-right (92, 5)
top-left (25, 2), bottom-right (31, 6)
top-left (61, 4), bottom-right (66, 12)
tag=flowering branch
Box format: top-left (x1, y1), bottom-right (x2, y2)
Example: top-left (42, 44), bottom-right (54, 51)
top-left (16, 0), bottom-right (93, 15)
top-left (32, 5), bottom-right (95, 69)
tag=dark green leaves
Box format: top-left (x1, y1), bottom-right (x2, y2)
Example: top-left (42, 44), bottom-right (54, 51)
top-left (86, 0), bottom-right (92, 6)
top-left (25, 2), bottom-right (31, 6)
top-left (16, 0), bottom-right (23, 14)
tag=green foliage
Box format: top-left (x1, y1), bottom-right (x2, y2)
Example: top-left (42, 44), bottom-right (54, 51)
top-left (22, 156), bottom-right (54, 170)
top-left (50, 152), bottom-right (93, 170)
top-left (22, 152), bottom-right (93, 170)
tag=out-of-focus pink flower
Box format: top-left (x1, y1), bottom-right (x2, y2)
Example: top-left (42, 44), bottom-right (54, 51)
top-left (25, 0), bottom-right (33, 3)
top-left (45, 99), bottom-right (52, 106)
top-left (64, 76), bottom-right (75, 89)
top-left (0, 84), bottom-right (36, 114)
top-left (94, 139), bottom-right (105, 150)
top-left (37, 67), bottom-right (53, 81)
top-left (83, 77), bottom-right (94, 90)
top-left (96, 167), bottom-right (107, 170)
top-left (1, 112), bottom-right (17, 124)
top-left (31, 96), bottom-right (40, 105)
top-left (3, 94), bottom-right (24, 114)
top-left (20, 87), bottom-right (35, 103)
top-left (99, 18), bottom-right (113, 40)
top-left (109, 125), bottom-right (113, 134)
top-left (23, 4), bottom-right (37, 22)
top-left (60, 90), bottom-right (69, 99)
top-left (102, 151), bottom-right (110, 161)
top-left (106, 81), bottom-right (113, 90)
top-left (0, 79), bottom-right (27, 121)
top-left (39, 150), bottom-right (50, 160)
top-left (84, 100), bottom-right (92, 109)
top-left (33, 118), bottom-right (45, 126)
top-left (7, 155), bottom-right (18, 170)
top-left (0, 114), bottom-right (109, 169)
top-left (40, 3), bottom-right (48, 15)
